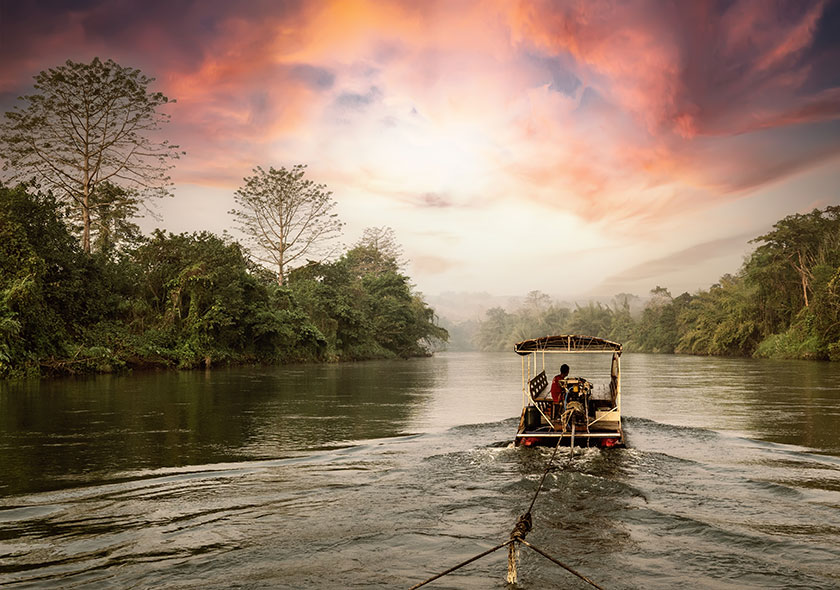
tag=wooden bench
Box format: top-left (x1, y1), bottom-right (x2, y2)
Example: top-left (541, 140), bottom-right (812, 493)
top-left (528, 371), bottom-right (553, 421)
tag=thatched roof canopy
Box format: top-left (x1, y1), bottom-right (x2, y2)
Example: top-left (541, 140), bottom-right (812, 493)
top-left (514, 334), bottom-right (622, 355)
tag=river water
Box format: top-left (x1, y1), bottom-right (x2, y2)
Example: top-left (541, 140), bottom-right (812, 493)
top-left (1, 352), bottom-right (839, 589)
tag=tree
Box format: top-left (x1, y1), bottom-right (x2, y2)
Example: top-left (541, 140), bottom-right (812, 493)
top-left (88, 182), bottom-right (142, 254)
top-left (0, 57), bottom-right (181, 253)
top-left (522, 290), bottom-right (552, 312)
top-left (230, 164), bottom-right (344, 285)
top-left (749, 206), bottom-right (840, 309)
top-left (676, 274), bottom-right (760, 356)
top-left (477, 307), bottom-right (514, 351)
top-left (132, 230), bottom-right (325, 367)
top-left (0, 184), bottom-right (102, 372)
top-left (608, 296), bottom-right (636, 345)
top-left (567, 302), bottom-right (613, 337)
top-left (353, 226), bottom-right (407, 272)
top-left (287, 247), bottom-right (446, 360)
top-left (636, 287), bottom-right (691, 353)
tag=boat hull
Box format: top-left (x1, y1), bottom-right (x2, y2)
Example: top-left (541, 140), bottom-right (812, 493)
top-left (514, 408), bottom-right (624, 448)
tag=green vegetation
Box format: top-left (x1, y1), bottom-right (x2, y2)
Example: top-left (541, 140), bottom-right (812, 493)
top-left (475, 206), bottom-right (840, 361)
top-left (2, 57), bottom-right (837, 376)
top-left (0, 184), bottom-right (447, 378)
top-left (0, 57), bottom-right (446, 378)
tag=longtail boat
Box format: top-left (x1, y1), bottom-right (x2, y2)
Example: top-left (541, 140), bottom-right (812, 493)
top-left (514, 334), bottom-right (624, 448)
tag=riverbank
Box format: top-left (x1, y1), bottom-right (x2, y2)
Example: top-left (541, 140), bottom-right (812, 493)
top-left (0, 185), bottom-right (448, 381)
top-left (8, 343), bottom-right (437, 380)
top-left (463, 207), bottom-right (840, 361)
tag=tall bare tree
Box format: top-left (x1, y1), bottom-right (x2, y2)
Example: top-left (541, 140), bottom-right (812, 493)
top-left (230, 164), bottom-right (344, 285)
top-left (352, 226), bottom-right (408, 274)
top-left (0, 57), bottom-right (181, 253)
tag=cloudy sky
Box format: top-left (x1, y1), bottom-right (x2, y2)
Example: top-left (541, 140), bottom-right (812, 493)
top-left (2, 0), bottom-right (839, 299)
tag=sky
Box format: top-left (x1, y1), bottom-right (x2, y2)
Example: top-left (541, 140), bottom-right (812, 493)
top-left (1, 0), bottom-right (840, 301)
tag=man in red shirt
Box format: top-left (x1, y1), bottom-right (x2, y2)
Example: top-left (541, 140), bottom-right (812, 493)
top-left (550, 363), bottom-right (570, 403)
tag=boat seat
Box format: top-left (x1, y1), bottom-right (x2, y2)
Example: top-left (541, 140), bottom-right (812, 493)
top-left (528, 370), bottom-right (548, 399)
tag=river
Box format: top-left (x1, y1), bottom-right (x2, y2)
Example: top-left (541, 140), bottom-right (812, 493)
top-left (1, 352), bottom-right (839, 589)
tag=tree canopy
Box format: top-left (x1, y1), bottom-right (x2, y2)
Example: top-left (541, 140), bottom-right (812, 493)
top-left (0, 57), bottom-right (181, 253)
top-left (472, 206), bottom-right (840, 361)
top-left (0, 183), bottom-right (447, 377)
top-left (289, 242), bottom-right (447, 360)
top-left (230, 164), bottom-right (344, 285)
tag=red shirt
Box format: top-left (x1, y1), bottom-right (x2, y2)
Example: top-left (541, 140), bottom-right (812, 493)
top-left (550, 376), bottom-right (566, 403)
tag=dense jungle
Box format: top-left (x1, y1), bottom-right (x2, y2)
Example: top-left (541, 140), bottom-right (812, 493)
top-left (471, 205), bottom-right (840, 361)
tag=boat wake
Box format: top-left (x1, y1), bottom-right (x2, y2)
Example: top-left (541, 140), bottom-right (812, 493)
top-left (2, 414), bottom-right (839, 589)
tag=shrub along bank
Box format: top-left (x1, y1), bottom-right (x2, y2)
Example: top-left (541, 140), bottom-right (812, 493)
top-left (0, 185), bottom-right (447, 378)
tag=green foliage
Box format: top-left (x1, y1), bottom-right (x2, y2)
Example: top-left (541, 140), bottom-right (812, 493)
top-left (476, 307), bottom-right (516, 351)
top-left (289, 245), bottom-right (447, 360)
top-left (607, 297), bottom-right (636, 345)
top-left (475, 291), bottom-right (572, 352)
top-left (0, 184), bottom-right (445, 377)
top-left (129, 230), bottom-right (326, 367)
top-left (675, 275), bottom-right (761, 356)
top-left (475, 293), bottom-right (615, 352)
top-left (89, 182), bottom-right (143, 254)
top-left (567, 302), bottom-right (613, 339)
top-left (745, 206), bottom-right (840, 331)
top-left (470, 206), bottom-right (840, 362)
top-left (754, 318), bottom-right (823, 360)
top-left (634, 288), bottom-right (684, 353)
top-left (0, 184), bottom-right (102, 374)
top-left (810, 265), bottom-right (840, 353)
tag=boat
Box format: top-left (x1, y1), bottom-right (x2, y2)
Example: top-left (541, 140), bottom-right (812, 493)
top-left (514, 334), bottom-right (624, 448)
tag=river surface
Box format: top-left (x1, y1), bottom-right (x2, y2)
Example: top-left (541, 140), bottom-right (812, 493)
top-left (1, 352), bottom-right (839, 589)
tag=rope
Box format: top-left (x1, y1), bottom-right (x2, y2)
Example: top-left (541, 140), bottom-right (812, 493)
top-left (519, 539), bottom-right (607, 590)
top-left (560, 400), bottom-right (584, 432)
top-left (406, 540), bottom-right (512, 590)
top-left (526, 434), bottom-right (563, 515)
top-left (405, 424), bottom-right (606, 589)
top-left (510, 511), bottom-right (532, 541)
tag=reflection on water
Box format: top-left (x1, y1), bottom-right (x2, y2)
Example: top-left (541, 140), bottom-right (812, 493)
top-left (620, 353), bottom-right (840, 454)
top-left (0, 359), bottom-right (447, 496)
top-left (1, 352), bottom-right (839, 589)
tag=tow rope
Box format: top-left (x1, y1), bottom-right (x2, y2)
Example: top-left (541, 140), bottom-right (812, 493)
top-left (407, 435), bottom-right (606, 589)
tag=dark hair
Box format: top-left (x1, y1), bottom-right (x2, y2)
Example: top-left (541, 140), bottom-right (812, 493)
top-left (560, 363), bottom-right (569, 374)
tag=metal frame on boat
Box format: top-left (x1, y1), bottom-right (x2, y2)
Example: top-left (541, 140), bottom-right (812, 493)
top-left (514, 334), bottom-right (624, 448)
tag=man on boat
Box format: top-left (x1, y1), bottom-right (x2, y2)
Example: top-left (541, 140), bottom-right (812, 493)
top-left (549, 364), bottom-right (570, 403)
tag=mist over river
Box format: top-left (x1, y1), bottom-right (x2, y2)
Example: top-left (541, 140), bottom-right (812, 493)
top-left (1, 352), bottom-right (839, 589)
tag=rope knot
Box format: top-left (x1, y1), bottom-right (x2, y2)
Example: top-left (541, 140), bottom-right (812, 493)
top-left (510, 511), bottom-right (532, 541)
top-left (560, 400), bottom-right (584, 431)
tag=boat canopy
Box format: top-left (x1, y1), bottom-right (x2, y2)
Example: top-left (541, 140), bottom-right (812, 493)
top-left (514, 334), bottom-right (622, 355)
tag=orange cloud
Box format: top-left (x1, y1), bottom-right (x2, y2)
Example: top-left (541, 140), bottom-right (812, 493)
top-left (3, 0), bottom-right (839, 226)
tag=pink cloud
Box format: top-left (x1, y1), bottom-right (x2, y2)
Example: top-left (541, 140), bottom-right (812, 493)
top-left (2, 0), bottom-right (838, 226)
top-left (508, 0), bottom-right (838, 139)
